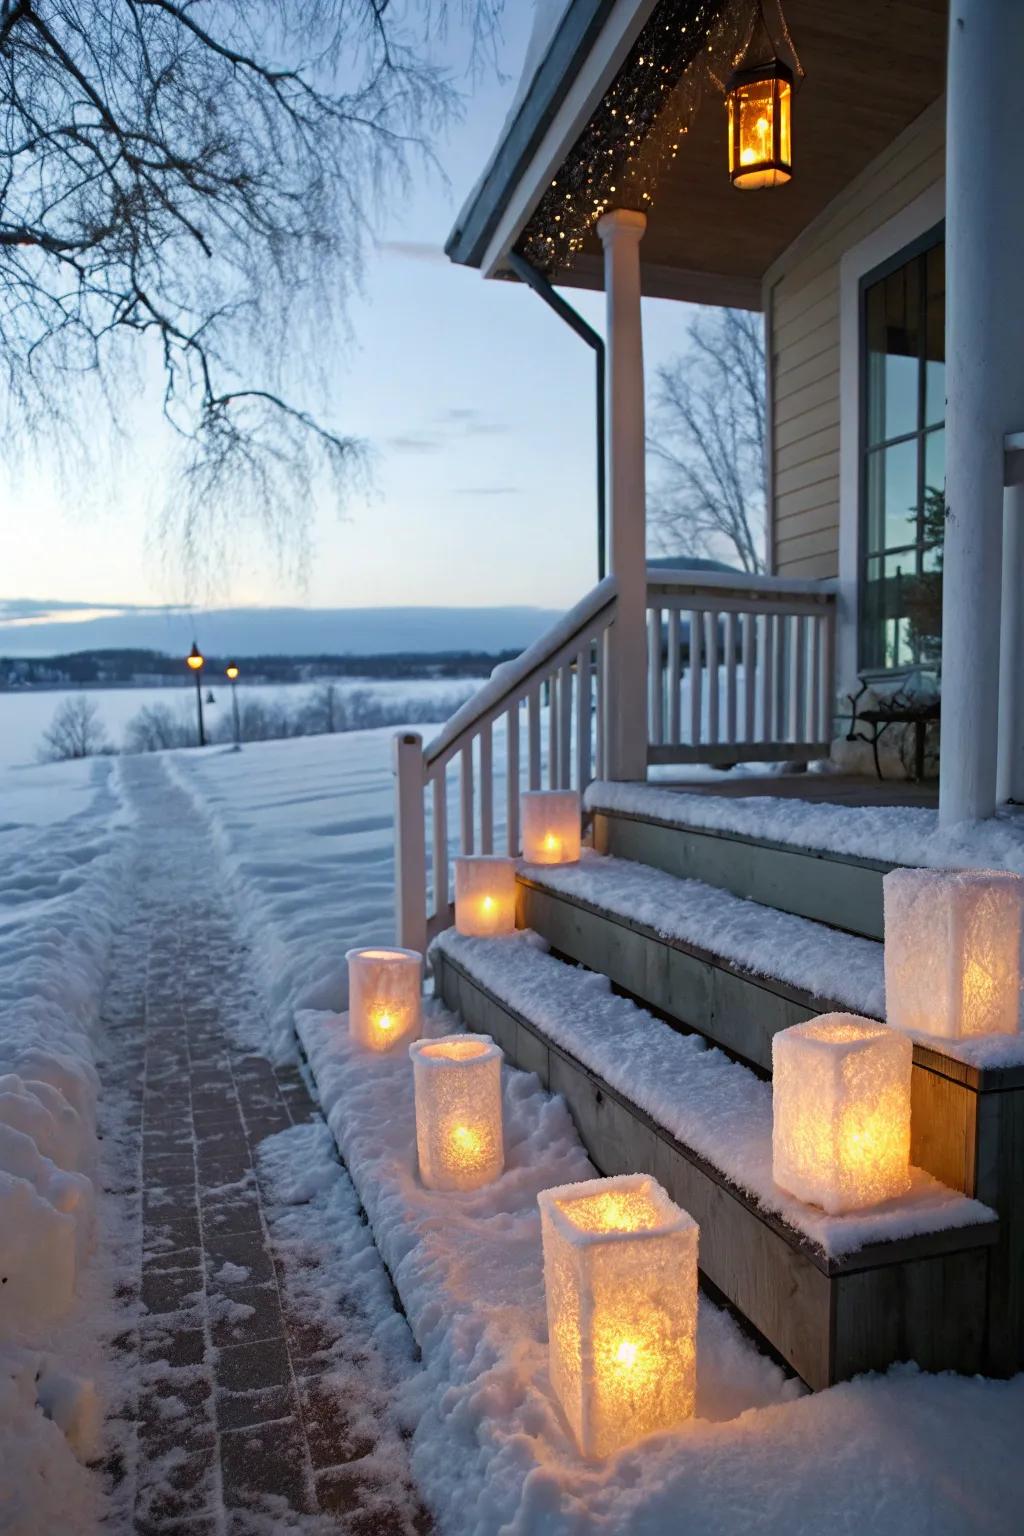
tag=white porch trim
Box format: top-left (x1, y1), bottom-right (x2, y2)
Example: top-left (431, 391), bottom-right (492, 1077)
top-left (835, 180), bottom-right (945, 695)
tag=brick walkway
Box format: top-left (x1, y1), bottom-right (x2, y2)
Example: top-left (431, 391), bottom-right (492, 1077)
top-left (102, 757), bottom-right (427, 1534)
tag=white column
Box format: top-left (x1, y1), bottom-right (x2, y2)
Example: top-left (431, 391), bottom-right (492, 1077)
top-left (940, 0), bottom-right (1024, 824)
top-left (998, 480), bottom-right (1024, 802)
top-left (393, 730), bottom-right (427, 953)
top-left (598, 208), bottom-right (648, 782)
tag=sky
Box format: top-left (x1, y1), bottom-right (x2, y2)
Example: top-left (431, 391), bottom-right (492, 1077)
top-left (0, 2), bottom-right (698, 644)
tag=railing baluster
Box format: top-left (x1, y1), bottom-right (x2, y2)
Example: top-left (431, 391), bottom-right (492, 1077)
top-left (667, 608), bottom-right (681, 745)
top-left (821, 606), bottom-right (836, 746)
top-left (647, 607), bottom-right (663, 745)
top-left (706, 610), bottom-right (720, 744)
top-left (506, 700), bottom-right (520, 855)
top-left (773, 609), bottom-right (786, 741)
top-left (432, 768), bottom-right (448, 919)
top-left (742, 612), bottom-right (756, 742)
top-left (547, 673), bottom-right (559, 788)
top-left (576, 644), bottom-right (592, 792)
top-left (460, 743), bottom-right (474, 855)
top-left (558, 662), bottom-right (573, 789)
top-left (479, 721), bottom-right (493, 852)
top-left (759, 613), bottom-right (773, 741)
top-left (688, 609), bottom-right (703, 745)
top-left (596, 630), bottom-right (608, 779)
top-left (809, 616), bottom-right (822, 741)
top-left (528, 685), bottom-right (541, 789)
top-left (724, 611), bottom-right (737, 745)
top-left (789, 616), bottom-right (807, 743)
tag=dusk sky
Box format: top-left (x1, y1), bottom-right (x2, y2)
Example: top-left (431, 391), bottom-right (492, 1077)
top-left (0, 4), bottom-right (696, 632)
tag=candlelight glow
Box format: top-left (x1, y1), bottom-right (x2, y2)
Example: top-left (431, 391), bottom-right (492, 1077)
top-left (772, 1014), bottom-right (912, 1215)
top-left (454, 856), bottom-right (517, 937)
top-left (884, 868), bottom-right (1023, 1039)
top-left (410, 1034), bottom-right (504, 1191)
top-left (726, 63), bottom-right (792, 190)
top-left (539, 1174), bottom-right (698, 1460)
top-left (521, 790), bottom-right (581, 865)
top-left (346, 947), bottom-right (422, 1053)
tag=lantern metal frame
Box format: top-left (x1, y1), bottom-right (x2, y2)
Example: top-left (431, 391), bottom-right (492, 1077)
top-left (725, 57), bottom-right (794, 190)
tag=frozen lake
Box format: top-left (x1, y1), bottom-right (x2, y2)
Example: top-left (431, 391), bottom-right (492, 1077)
top-left (0, 676), bottom-right (480, 771)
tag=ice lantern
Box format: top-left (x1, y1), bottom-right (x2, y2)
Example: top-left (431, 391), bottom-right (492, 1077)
top-left (521, 790), bottom-right (581, 865)
top-left (346, 947), bottom-right (422, 1052)
top-left (772, 1014), bottom-right (912, 1215)
top-left (884, 867), bottom-right (1024, 1040)
top-left (538, 1174), bottom-right (698, 1460)
top-left (409, 1034), bottom-right (504, 1191)
top-left (453, 855), bottom-right (517, 938)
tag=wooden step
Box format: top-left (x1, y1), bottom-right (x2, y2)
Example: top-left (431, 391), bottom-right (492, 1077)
top-left (590, 802), bottom-right (895, 941)
top-left (432, 931), bottom-right (998, 1390)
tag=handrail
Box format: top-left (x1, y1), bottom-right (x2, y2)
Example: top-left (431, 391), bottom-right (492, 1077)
top-left (647, 566), bottom-right (839, 598)
top-left (424, 576), bottom-right (617, 767)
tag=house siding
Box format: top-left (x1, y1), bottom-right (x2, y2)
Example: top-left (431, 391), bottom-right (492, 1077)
top-left (767, 106), bottom-right (945, 579)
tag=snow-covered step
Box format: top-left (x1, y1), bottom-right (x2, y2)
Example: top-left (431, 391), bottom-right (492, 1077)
top-left (515, 849), bottom-right (884, 1073)
top-left (431, 929), bottom-right (998, 1389)
top-left (586, 780), bottom-right (904, 940)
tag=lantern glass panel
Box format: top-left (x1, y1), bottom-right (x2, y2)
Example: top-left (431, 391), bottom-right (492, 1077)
top-left (539, 1174), bottom-right (698, 1460)
top-left (728, 72), bottom-right (791, 189)
top-left (410, 1034), bottom-right (504, 1191)
top-left (521, 791), bottom-right (582, 865)
top-left (453, 856), bottom-right (518, 937)
top-left (346, 947), bottom-right (422, 1052)
top-left (772, 1013), bottom-right (912, 1214)
top-left (884, 868), bottom-right (1024, 1039)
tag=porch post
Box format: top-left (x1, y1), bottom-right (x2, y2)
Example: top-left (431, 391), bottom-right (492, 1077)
top-left (998, 479), bottom-right (1024, 803)
top-left (598, 207), bottom-right (648, 782)
top-left (940, 0), bottom-right (1024, 824)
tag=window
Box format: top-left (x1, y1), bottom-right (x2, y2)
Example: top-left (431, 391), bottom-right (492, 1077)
top-left (860, 230), bottom-right (945, 671)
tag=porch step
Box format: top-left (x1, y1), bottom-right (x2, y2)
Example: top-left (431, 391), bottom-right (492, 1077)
top-left (514, 851), bottom-right (885, 1074)
top-left (431, 928), bottom-right (998, 1390)
top-left (586, 782), bottom-right (901, 941)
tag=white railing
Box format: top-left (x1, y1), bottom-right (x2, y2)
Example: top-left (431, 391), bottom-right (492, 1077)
top-left (394, 568), bottom-right (838, 949)
top-left (394, 578), bottom-right (618, 952)
top-left (646, 569), bottom-right (837, 765)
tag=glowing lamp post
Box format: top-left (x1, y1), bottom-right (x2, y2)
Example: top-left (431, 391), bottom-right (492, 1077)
top-left (186, 641), bottom-right (206, 747)
top-left (538, 1174), bottom-right (698, 1460)
top-left (346, 947), bottom-right (422, 1053)
top-left (772, 1014), bottom-right (912, 1215)
top-left (726, 59), bottom-right (792, 189)
top-left (225, 661), bottom-right (241, 749)
top-left (521, 790), bottom-right (582, 865)
top-left (884, 868), bottom-right (1024, 1039)
top-left (454, 856), bottom-right (517, 937)
top-left (409, 1034), bottom-right (503, 1191)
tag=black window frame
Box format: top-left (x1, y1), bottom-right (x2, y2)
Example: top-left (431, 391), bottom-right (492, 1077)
top-left (857, 220), bottom-right (945, 674)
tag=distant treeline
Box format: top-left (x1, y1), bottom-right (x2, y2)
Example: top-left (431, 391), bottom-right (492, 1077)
top-left (1, 646), bottom-right (519, 689)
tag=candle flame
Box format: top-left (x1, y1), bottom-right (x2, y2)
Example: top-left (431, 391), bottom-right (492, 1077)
top-left (615, 1340), bottom-right (639, 1369)
top-left (482, 895), bottom-right (495, 913)
top-left (375, 1011), bottom-right (393, 1033)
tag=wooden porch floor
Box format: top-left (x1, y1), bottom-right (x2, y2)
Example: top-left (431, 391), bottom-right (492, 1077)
top-left (650, 772), bottom-right (940, 809)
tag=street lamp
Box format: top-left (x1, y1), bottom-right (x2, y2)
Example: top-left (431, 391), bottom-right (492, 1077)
top-left (225, 661), bottom-right (241, 750)
top-left (186, 642), bottom-right (206, 747)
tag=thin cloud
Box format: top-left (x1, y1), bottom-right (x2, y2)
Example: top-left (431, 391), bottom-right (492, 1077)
top-left (453, 486), bottom-right (520, 497)
top-left (379, 240), bottom-right (447, 264)
top-left (385, 433), bottom-right (443, 454)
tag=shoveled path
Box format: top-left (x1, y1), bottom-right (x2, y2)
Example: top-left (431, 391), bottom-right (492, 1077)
top-left (100, 755), bottom-right (428, 1534)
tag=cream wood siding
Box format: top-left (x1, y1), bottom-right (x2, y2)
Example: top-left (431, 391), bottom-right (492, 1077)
top-left (767, 106), bottom-right (945, 578)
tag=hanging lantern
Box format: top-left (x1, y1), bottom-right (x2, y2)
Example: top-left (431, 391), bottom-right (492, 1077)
top-left (726, 59), bottom-right (792, 189)
top-left (772, 1014), bottom-right (912, 1215)
top-left (453, 856), bottom-right (518, 938)
top-left (409, 1034), bottom-right (504, 1191)
top-left (538, 1174), bottom-right (698, 1459)
top-left (884, 868), bottom-right (1024, 1039)
top-left (346, 947), bottom-right (422, 1053)
top-left (521, 791), bottom-right (582, 865)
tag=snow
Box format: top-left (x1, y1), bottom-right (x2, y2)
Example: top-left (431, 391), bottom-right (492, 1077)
top-left (298, 1000), bottom-right (1019, 1534)
top-left (432, 929), bottom-right (994, 1259)
top-left (525, 847), bottom-right (887, 1017)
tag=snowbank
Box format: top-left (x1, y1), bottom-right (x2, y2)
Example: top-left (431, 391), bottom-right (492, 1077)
top-left (298, 1002), bottom-right (1020, 1534)
top-left (432, 930), bottom-right (993, 1259)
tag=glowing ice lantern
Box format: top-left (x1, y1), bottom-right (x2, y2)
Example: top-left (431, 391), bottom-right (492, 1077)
top-left (346, 947), bottom-right (422, 1052)
top-left (883, 867), bottom-right (1024, 1039)
top-left (409, 1034), bottom-right (504, 1191)
top-left (538, 1173), bottom-right (698, 1460)
top-left (772, 1014), bottom-right (912, 1215)
top-left (453, 856), bottom-right (517, 937)
top-left (521, 790), bottom-right (581, 865)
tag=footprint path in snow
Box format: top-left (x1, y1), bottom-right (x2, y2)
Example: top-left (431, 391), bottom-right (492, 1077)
top-left (98, 754), bottom-right (429, 1534)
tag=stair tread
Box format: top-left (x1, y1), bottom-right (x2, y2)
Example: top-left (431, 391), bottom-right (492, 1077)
top-left (521, 849), bottom-right (884, 1019)
top-left (432, 928), bottom-right (994, 1262)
